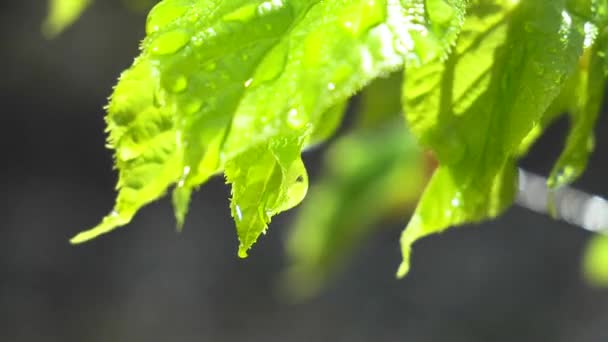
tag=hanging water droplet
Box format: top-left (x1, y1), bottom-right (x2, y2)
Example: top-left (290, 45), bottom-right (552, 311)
top-left (146, 2), bottom-right (190, 35)
top-left (150, 30), bottom-right (190, 55)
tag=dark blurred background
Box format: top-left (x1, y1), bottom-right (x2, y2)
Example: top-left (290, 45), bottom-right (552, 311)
top-left (2, 1), bottom-right (608, 341)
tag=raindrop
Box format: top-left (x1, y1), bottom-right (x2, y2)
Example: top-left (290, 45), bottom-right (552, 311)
top-left (223, 4), bottom-right (257, 22)
top-left (257, 0), bottom-right (284, 16)
top-left (146, 2), bottom-right (190, 35)
top-left (150, 30), bottom-right (190, 56)
top-left (287, 108), bottom-right (304, 128)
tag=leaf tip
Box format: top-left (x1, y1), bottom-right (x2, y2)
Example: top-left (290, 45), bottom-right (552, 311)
top-left (238, 247), bottom-right (249, 259)
top-left (70, 210), bottom-right (131, 245)
top-left (396, 262), bottom-right (410, 279)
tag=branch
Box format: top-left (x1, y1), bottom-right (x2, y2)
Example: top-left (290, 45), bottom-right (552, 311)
top-left (516, 168), bottom-right (608, 233)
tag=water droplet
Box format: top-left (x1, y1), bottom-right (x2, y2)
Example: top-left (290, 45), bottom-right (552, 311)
top-left (327, 82), bottom-right (336, 91)
top-left (287, 108), bottom-right (304, 128)
top-left (168, 75), bottom-right (188, 93)
top-left (340, 0), bottom-right (387, 36)
top-left (583, 22), bottom-right (599, 48)
top-left (191, 35), bottom-right (204, 47)
top-left (150, 30), bottom-right (190, 56)
top-left (146, 2), bottom-right (190, 35)
top-left (250, 43), bottom-right (289, 86)
top-left (177, 166), bottom-right (192, 187)
top-left (549, 165), bottom-right (576, 188)
top-left (244, 78), bottom-right (253, 88)
top-left (451, 196), bottom-right (461, 208)
top-left (223, 4), bottom-right (257, 22)
top-left (235, 205), bottom-right (243, 221)
top-left (257, 0), bottom-right (284, 16)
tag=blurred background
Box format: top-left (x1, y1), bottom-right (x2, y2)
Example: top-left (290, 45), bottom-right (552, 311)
top-left (2, 1), bottom-right (608, 341)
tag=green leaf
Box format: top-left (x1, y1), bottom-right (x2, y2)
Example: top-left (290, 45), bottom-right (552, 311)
top-left (76, 0), bottom-right (466, 255)
top-left (226, 134), bottom-right (308, 258)
top-left (44, 0), bottom-right (92, 37)
top-left (547, 30), bottom-right (607, 188)
top-left (71, 59), bottom-right (181, 243)
top-left (399, 0), bottom-right (587, 277)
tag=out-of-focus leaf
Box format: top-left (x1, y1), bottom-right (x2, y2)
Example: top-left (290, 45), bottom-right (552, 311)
top-left (44, 0), bottom-right (92, 37)
top-left (74, 0), bottom-right (466, 257)
top-left (356, 72), bottom-right (403, 129)
top-left (584, 235), bottom-right (608, 287)
top-left (285, 122), bottom-right (425, 296)
top-left (399, 0), bottom-right (587, 277)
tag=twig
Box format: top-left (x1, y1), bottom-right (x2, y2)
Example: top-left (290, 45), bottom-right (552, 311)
top-left (516, 168), bottom-right (608, 233)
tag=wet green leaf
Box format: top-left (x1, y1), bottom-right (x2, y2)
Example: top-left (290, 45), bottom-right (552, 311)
top-left (399, 0), bottom-right (587, 277)
top-left (74, 0), bottom-right (465, 256)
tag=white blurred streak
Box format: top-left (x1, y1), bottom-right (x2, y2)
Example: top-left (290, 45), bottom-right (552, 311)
top-left (516, 168), bottom-right (608, 233)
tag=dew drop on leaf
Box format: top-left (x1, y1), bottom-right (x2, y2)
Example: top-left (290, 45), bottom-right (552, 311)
top-left (341, 0), bottom-right (387, 36)
top-left (257, 0), bottom-right (285, 17)
top-left (146, 1), bottom-right (190, 35)
top-left (251, 42), bottom-right (289, 86)
top-left (150, 30), bottom-right (190, 56)
top-left (223, 4), bottom-right (257, 22)
top-left (287, 108), bottom-right (304, 128)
